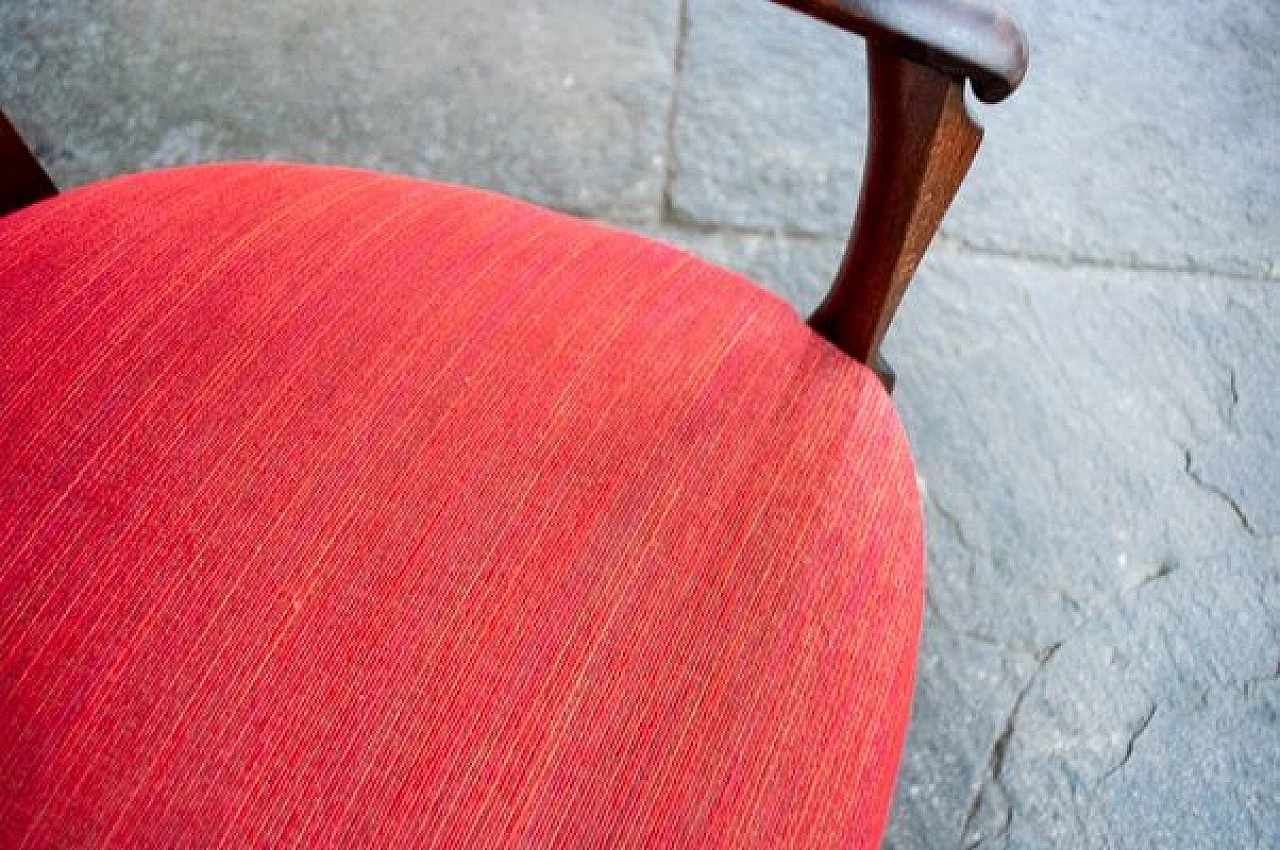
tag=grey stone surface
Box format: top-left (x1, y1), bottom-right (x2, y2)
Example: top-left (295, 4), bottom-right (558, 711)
top-left (0, 0), bottom-right (679, 219)
top-left (952, 0), bottom-right (1280, 278)
top-left (4, 0), bottom-right (1278, 846)
top-left (672, 0), bottom-right (1280, 276)
top-left (974, 541), bottom-right (1279, 849)
top-left (884, 613), bottom-right (1037, 850)
top-left (670, 0), bottom-right (866, 235)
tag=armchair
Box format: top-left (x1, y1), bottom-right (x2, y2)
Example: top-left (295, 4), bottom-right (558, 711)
top-left (0, 2), bottom-right (1026, 847)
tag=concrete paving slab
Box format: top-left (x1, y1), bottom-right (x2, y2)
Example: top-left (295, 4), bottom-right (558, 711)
top-left (0, 0), bottom-right (679, 219)
top-left (672, 0), bottom-right (1279, 276)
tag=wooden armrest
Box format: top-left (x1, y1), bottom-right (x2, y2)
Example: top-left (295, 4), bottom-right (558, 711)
top-left (769, 0), bottom-right (1028, 103)
top-left (769, 0), bottom-right (1029, 389)
top-left (0, 111), bottom-right (57, 218)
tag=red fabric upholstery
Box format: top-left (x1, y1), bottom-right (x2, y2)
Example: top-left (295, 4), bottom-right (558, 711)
top-left (0, 164), bottom-right (923, 849)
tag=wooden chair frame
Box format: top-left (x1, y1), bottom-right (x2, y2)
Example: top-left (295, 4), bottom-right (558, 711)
top-left (0, 0), bottom-right (1027, 389)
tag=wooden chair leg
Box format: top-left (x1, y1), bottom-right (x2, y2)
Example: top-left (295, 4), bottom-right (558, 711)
top-left (808, 42), bottom-right (983, 389)
top-left (0, 111), bottom-right (57, 218)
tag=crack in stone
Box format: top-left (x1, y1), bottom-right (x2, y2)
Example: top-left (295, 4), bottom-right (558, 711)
top-left (1227, 365), bottom-right (1240, 424)
top-left (959, 642), bottom-right (1062, 850)
top-left (1130, 557), bottom-right (1178, 593)
top-left (946, 553), bottom-right (1238, 849)
top-left (1241, 661), bottom-right (1280, 697)
top-left (928, 552), bottom-right (1178, 664)
top-left (924, 588), bottom-right (1049, 657)
top-left (1101, 703), bottom-right (1157, 781)
top-left (949, 556), bottom-right (1173, 848)
top-left (929, 493), bottom-right (984, 556)
top-left (1202, 350), bottom-right (1243, 431)
top-left (1184, 447), bottom-right (1254, 535)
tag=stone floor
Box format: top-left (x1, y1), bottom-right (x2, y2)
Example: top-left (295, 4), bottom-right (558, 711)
top-left (3, 0), bottom-right (1276, 846)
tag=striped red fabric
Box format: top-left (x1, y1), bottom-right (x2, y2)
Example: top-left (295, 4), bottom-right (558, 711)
top-left (0, 163), bottom-right (924, 849)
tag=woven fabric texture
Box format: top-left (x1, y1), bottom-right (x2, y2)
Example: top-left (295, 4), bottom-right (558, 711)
top-left (0, 163), bottom-right (924, 849)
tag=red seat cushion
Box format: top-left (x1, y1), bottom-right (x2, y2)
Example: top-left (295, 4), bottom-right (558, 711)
top-left (0, 164), bottom-right (923, 849)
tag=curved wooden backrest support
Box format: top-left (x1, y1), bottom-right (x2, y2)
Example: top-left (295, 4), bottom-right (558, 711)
top-left (0, 0), bottom-right (1027, 390)
top-left (772, 0), bottom-right (1027, 388)
top-left (810, 47), bottom-right (985, 388)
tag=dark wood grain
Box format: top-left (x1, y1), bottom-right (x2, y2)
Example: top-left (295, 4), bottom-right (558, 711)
top-left (808, 42), bottom-right (984, 387)
top-left (0, 111), bottom-right (57, 218)
top-left (770, 0), bottom-right (1028, 103)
